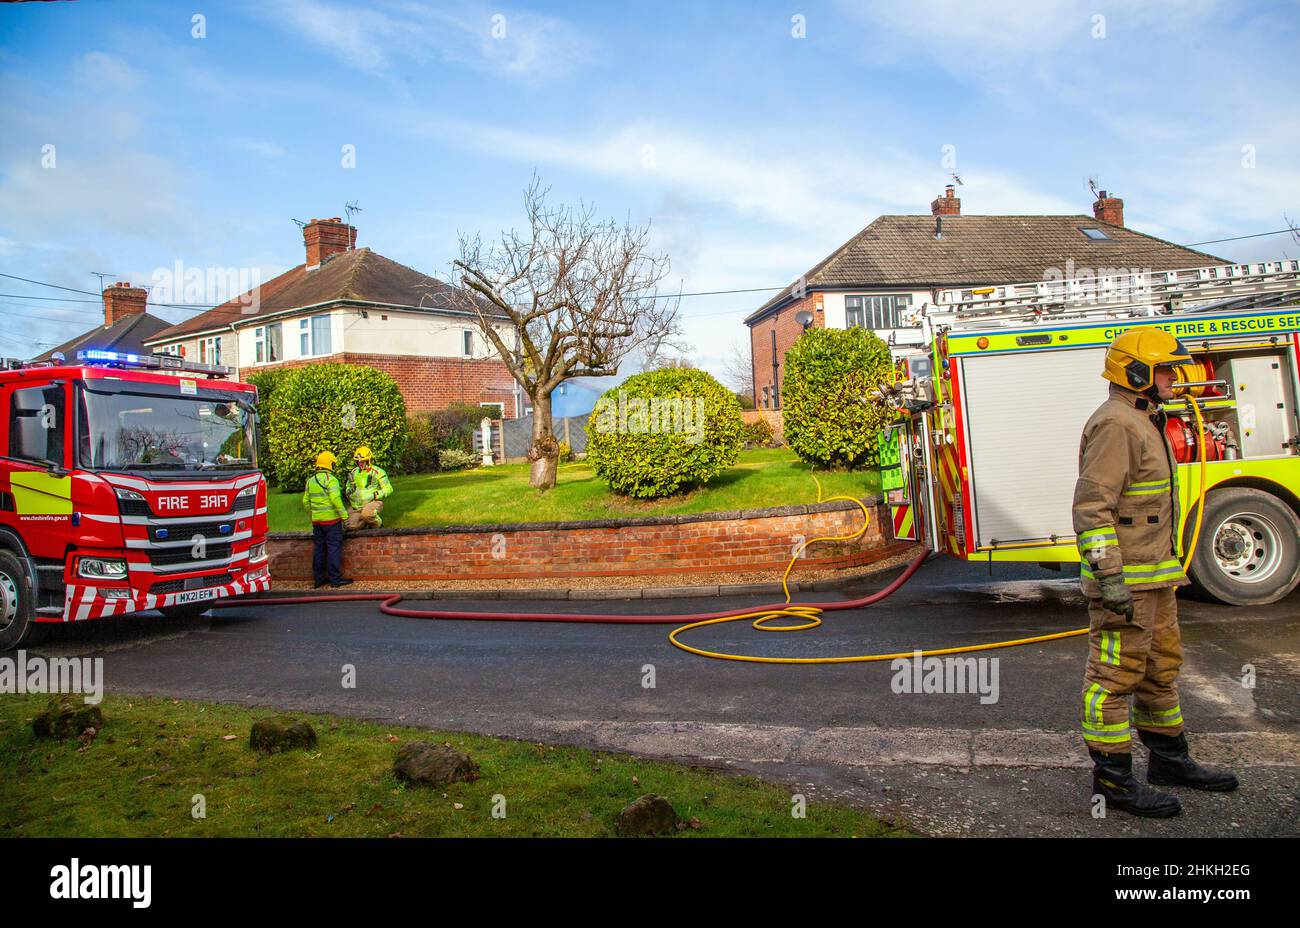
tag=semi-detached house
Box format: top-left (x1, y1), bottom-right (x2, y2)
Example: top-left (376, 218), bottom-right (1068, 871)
top-left (144, 217), bottom-right (521, 417)
top-left (744, 188), bottom-right (1226, 410)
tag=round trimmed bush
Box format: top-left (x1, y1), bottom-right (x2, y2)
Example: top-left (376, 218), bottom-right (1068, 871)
top-left (783, 326), bottom-right (893, 469)
top-left (586, 369), bottom-right (744, 498)
top-left (263, 363), bottom-right (408, 490)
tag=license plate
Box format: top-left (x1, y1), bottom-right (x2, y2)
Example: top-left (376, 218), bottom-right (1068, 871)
top-left (173, 588), bottom-right (219, 605)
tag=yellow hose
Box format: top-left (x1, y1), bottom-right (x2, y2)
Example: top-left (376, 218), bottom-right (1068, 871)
top-left (667, 467), bottom-right (1088, 663)
top-left (673, 397), bottom-right (1212, 666)
top-left (1181, 397), bottom-right (1209, 575)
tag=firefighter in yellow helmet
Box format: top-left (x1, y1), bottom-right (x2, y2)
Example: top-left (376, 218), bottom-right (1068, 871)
top-left (344, 446), bottom-right (394, 530)
top-left (1074, 329), bottom-right (1237, 817)
top-left (301, 451), bottom-right (352, 588)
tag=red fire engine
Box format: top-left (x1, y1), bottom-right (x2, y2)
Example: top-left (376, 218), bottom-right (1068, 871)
top-left (0, 349), bottom-right (270, 649)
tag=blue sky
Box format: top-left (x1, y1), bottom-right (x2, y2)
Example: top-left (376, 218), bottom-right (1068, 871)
top-left (1, 0), bottom-right (1297, 380)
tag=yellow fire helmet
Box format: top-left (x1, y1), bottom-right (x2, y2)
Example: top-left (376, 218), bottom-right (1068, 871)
top-left (315, 451), bottom-right (338, 470)
top-left (1102, 328), bottom-right (1192, 393)
top-left (354, 446), bottom-right (373, 464)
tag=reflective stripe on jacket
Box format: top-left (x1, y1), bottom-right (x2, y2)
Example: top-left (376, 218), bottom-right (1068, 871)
top-left (302, 470), bottom-right (347, 523)
top-left (346, 465), bottom-right (393, 508)
top-left (1072, 384), bottom-right (1188, 596)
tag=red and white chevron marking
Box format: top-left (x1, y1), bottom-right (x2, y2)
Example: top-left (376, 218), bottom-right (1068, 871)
top-left (57, 572), bottom-right (271, 622)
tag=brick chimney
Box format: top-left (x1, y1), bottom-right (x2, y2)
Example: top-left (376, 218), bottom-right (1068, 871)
top-left (303, 217), bottom-right (357, 270)
top-left (1093, 191), bottom-right (1124, 226)
top-left (931, 185), bottom-right (961, 216)
top-left (102, 281), bottom-right (147, 327)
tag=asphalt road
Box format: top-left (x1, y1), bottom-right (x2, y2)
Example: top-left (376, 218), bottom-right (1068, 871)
top-left (31, 557), bottom-right (1300, 837)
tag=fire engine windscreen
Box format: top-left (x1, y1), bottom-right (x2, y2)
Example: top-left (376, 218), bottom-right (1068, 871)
top-left (78, 388), bottom-right (257, 471)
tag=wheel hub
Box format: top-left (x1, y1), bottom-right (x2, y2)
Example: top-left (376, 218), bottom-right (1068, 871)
top-left (1212, 512), bottom-right (1282, 582)
top-left (0, 571), bottom-right (18, 633)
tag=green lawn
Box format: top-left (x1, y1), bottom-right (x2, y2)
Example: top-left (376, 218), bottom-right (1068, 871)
top-left (268, 448), bottom-right (880, 531)
top-left (0, 694), bottom-right (909, 838)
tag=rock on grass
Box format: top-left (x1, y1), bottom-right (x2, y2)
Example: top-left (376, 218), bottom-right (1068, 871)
top-left (249, 716), bottom-right (318, 754)
top-left (616, 794), bottom-right (679, 836)
top-left (32, 694), bottom-right (103, 740)
top-left (393, 741), bottom-right (480, 787)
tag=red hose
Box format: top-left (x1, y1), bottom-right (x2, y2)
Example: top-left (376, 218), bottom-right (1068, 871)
top-left (215, 551), bottom-right (929, 624)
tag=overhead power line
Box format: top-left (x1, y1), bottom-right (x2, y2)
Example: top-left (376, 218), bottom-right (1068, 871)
top-left (2, 226), bottom-right (1295, 324)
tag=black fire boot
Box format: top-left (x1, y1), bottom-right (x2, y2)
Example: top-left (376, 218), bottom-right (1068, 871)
top-left (1090, 749), bottom-right (1182, 817)
top-left (1140, 730), bottom-right (1239, 792)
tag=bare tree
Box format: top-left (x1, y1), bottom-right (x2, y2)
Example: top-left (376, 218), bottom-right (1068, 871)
top-left (447, 178), bottom-right (683, 489)
top-left (721, 338), bottom-right (755, 402)
top-left (651, 355), bottom-right (695, 370)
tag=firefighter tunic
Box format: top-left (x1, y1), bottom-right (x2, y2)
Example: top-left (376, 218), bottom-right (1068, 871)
top-left (1073, 384), bottom-right (1189, 753)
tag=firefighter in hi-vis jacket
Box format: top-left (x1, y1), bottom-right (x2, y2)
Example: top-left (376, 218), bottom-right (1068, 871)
top-left (1073, 329), bottom-right (1238, 818)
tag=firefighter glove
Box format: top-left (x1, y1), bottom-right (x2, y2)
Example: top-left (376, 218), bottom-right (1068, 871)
top-left (1099, 572), bottom-right (1133, 619)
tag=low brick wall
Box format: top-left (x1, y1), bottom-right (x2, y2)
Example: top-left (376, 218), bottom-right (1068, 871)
top-left (742, 409), bottom-right (783, 443)
top-left (268, 498), bottom-right (897, 582)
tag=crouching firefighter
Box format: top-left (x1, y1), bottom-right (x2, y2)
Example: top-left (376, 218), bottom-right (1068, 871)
top-left (1074, 329), bottom-right (1238, 818)
top-left (345, 446), bottom-right (393, 530)
top-left (302, 451), bottom-right (353, 589)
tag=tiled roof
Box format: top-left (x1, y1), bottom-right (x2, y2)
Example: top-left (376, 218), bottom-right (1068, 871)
top-left (30, 312), bottom-right (175, 363)
top-left (146, 247), bottom-right (492, 343)
top-left (745, 215), bottom-right (1227, 323)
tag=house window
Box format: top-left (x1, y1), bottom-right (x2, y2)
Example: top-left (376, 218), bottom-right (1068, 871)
top-left (157, 344), bottom-right (182, 357)
top-left (845, 294), bottom-right (912, 330)
top-left (1079, 227), bottom-right (1111, 241)
top-left (198, 336), bottom-right (221, 365)
top-left (299, 315), bottom-right (332, 357)
top-left (463, 329), bottom-right (475, 358)
top-left (761, 386), bottom-right (770, 409)
top-left (254, 323), bottom-right (282, 364)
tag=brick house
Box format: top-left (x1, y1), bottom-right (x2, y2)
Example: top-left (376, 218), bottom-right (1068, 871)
top-left (144, 218), bottom-right (522, 416)
top-left (743, 189), bottom-right (1226, 409)
top-left (30, 281), bottom-right (174, 362)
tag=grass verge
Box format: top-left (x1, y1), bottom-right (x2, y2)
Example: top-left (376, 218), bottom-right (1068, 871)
top-left (267, 448), bottom-right (880, 532)
top-left (0, 694), bottom-right (910, 838)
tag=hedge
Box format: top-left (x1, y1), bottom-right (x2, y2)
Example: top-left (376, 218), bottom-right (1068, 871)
top-left (782, 326), bottom-right (893, 469)
top-left (261, 363), bottom-right (408, 490)
top-left (586, 368), bottom-right (744, 498)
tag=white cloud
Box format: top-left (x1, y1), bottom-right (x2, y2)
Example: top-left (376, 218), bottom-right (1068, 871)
top-left (74, 51), bottom-right (142, 92)
top-left (234, 140), bottom-right (287, 158)
top-left (266, 0), bottom-right (592, 81)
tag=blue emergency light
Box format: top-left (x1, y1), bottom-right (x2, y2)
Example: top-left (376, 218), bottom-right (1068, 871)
top-left (75, 349), bottom-right (231, 377)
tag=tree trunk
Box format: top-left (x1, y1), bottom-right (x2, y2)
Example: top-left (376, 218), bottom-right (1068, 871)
top-left (527, 391), bottom-right (559, 490)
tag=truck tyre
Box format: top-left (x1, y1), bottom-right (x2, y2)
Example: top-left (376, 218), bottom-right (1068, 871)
top-left (159, 603), bottom-right (213, 621)
top-left (0, 548), bottom-right (48, 650)
top-left (1185, 487), bottom-right (1300, 606)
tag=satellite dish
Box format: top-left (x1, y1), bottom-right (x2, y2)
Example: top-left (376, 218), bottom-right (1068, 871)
top-left (795, 310), bottom-right (814, 328)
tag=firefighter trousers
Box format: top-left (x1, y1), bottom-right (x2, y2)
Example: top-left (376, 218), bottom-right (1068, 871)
top-left (1080, 586), bottom-right (1185, 754)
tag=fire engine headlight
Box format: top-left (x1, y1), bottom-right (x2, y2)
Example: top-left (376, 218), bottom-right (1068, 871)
top-left (78, 557), bottom-right (128, 580)
top-left (236, 484), bottom-right (258, 499)
top-left (249, 543), bottom-right (266, 562)
top-left (114, 488), bottom-right (146, 502)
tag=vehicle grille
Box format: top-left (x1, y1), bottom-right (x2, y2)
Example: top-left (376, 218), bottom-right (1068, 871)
top-left (149, 574), bottom-right (230, 595)
top-left (148, 521), bottom-right (234, 542)
top-left (148, 543), bottom-right (233, 568)
top-left (117, 498), bottom-right (151, 517)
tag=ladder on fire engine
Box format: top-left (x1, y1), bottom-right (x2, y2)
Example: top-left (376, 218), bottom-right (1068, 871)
top-left (932, 259), bottom-right (1300, 328)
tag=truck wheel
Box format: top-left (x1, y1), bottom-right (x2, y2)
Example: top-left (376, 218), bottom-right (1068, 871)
top-left (0, 549), bottom-right (47, 650)
top-left (159, 603), bottom-right (212, 621)
top-left (1186, 488), bottom-right (1300, 606)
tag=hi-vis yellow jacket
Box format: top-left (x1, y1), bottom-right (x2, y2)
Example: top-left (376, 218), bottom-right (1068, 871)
top-left (1072, 384), bottom-right (1189, 597)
